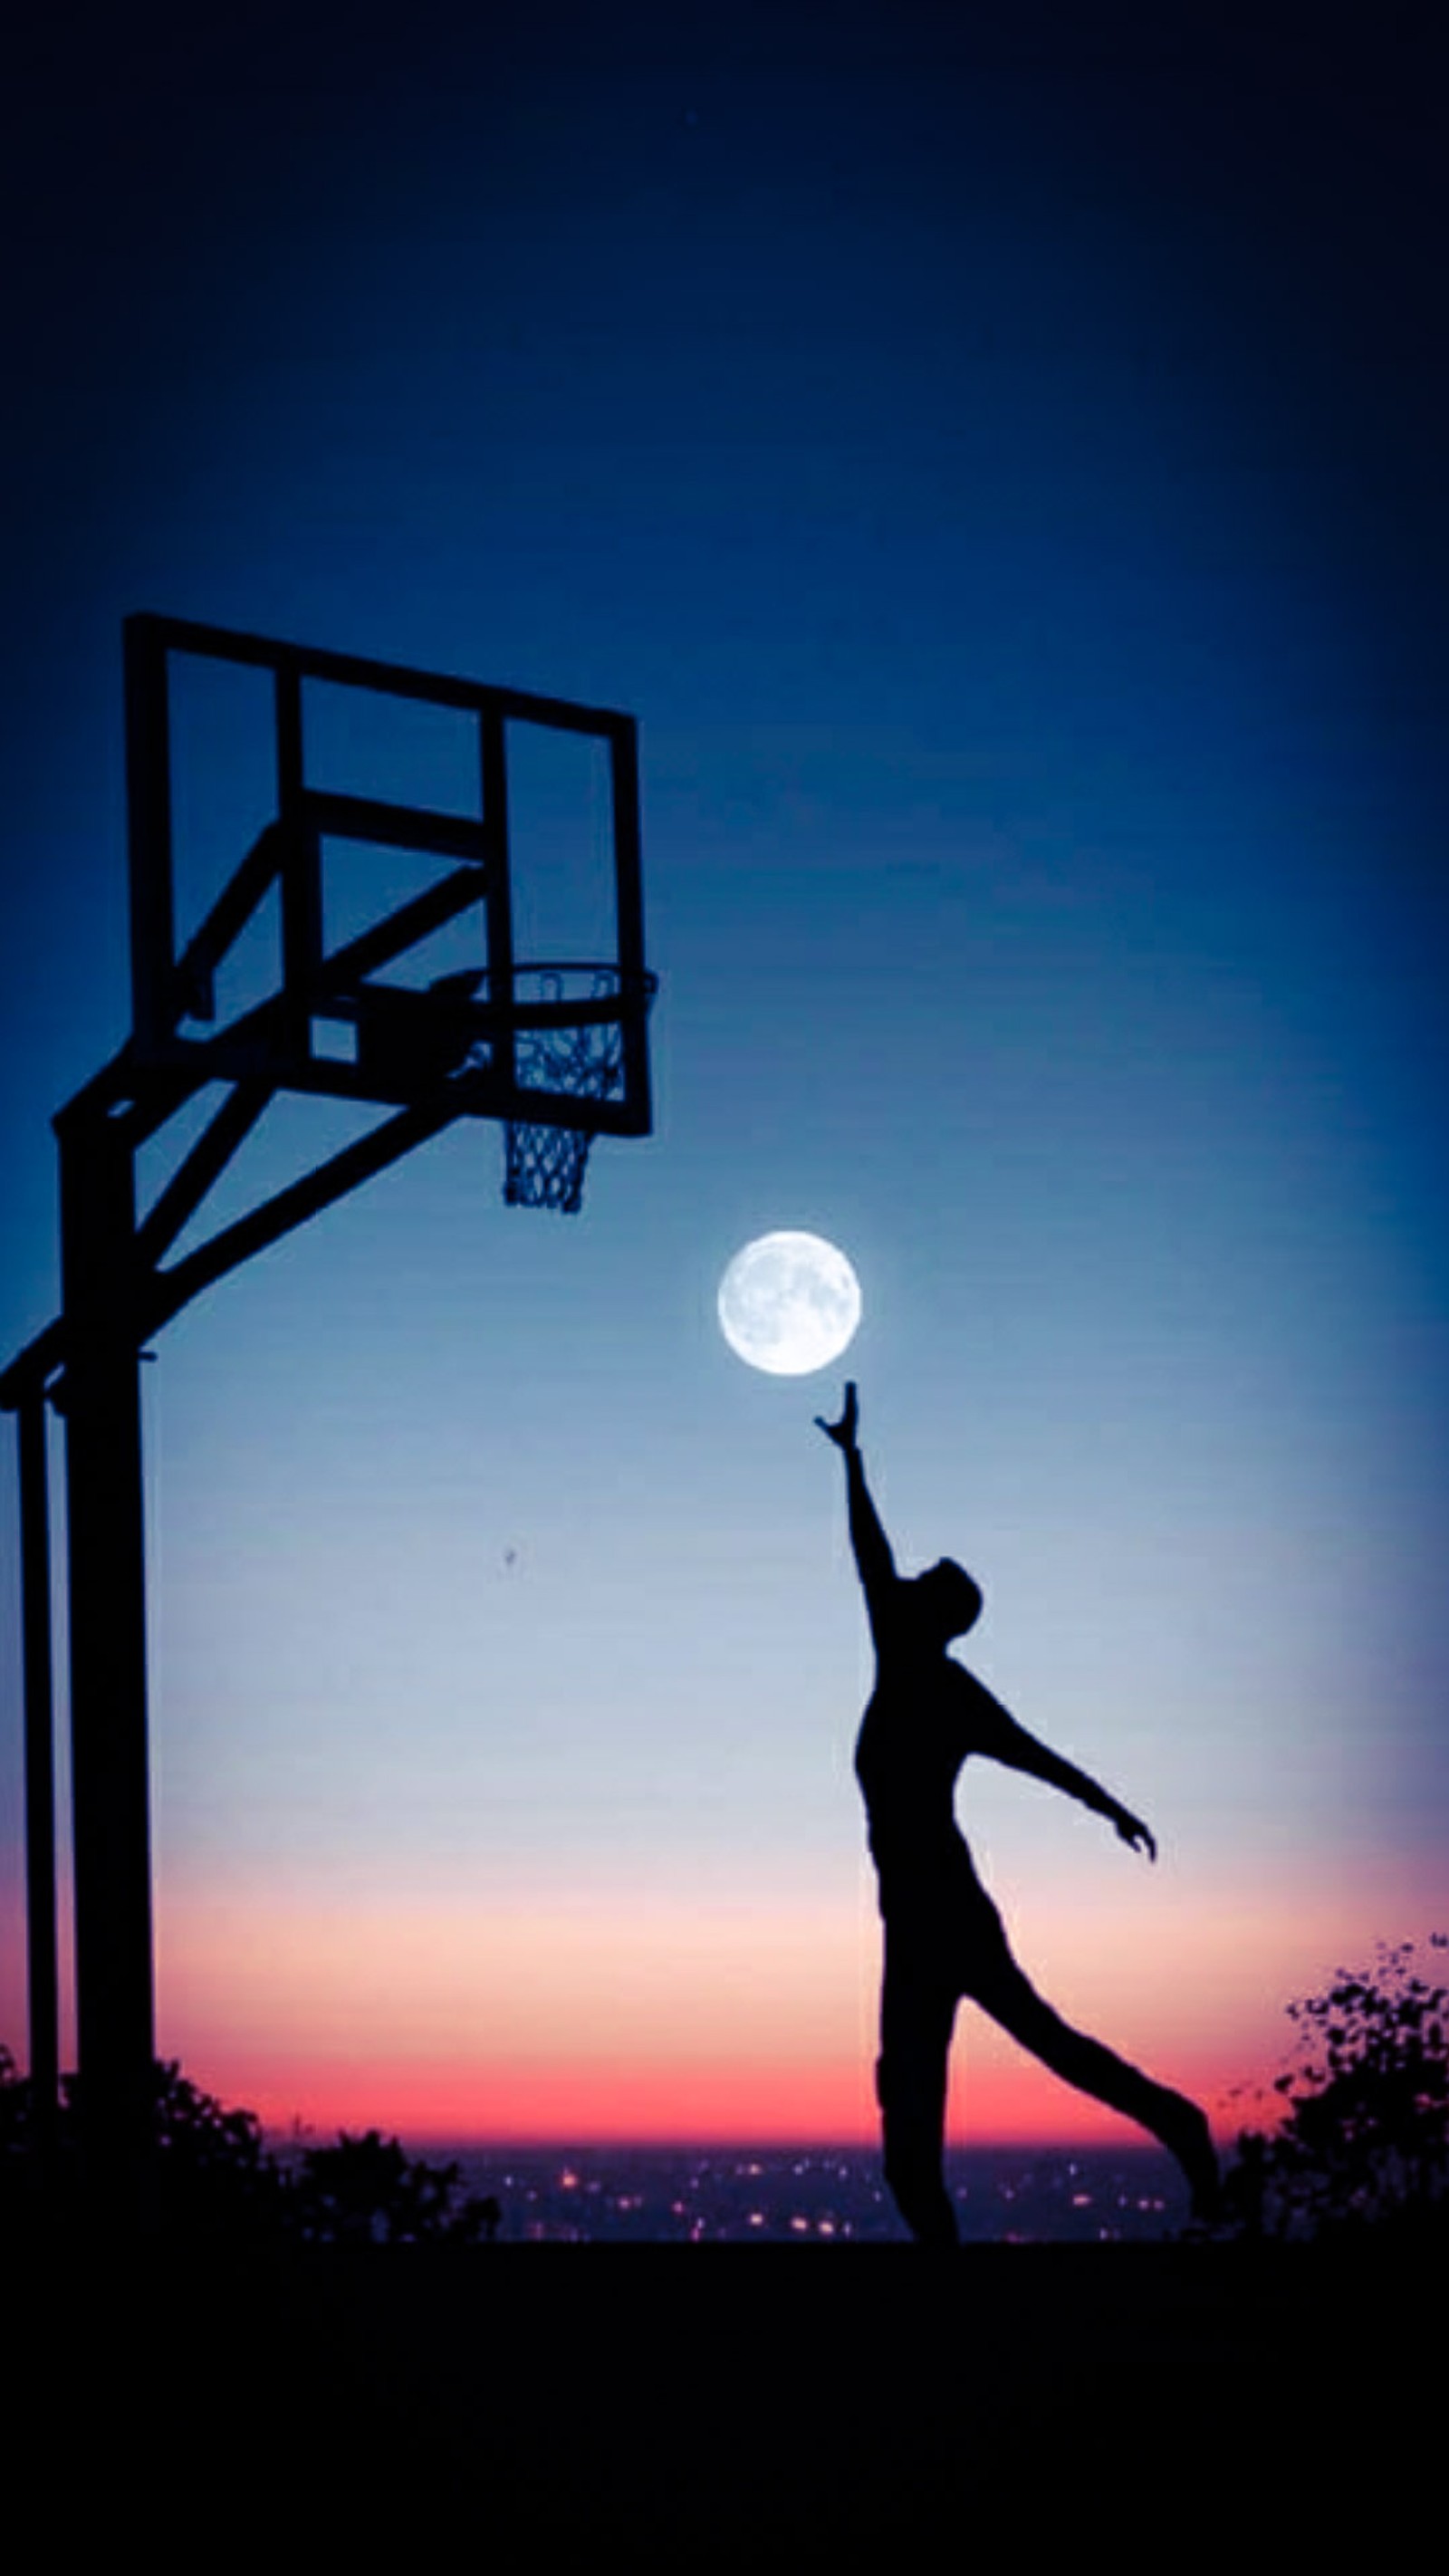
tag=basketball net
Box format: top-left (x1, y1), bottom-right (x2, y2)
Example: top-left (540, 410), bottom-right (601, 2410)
top-left (503, 973), bottom-right (631, 1216)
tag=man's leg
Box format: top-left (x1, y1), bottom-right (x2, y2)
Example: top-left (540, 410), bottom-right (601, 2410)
top-left (878, 1941), bottom-right (961, 2246)
top-left (970, 1946), bottom-right (1220, 2221)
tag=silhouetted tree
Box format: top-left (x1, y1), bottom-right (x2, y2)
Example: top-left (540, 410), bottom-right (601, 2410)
top-left (293, 2127), bottom-right (499, 2244)
top-left (1224, 1937), bottom-right (1449, 2243)
top-left (0, 2046), bottom-right (501, 2244)
top-left (147, 2058), bottom-right (291, 2238)
top-left (0, 2043), bottom-right (29, 2165)
top-left (0, 2045), bottom-right (80, 2227)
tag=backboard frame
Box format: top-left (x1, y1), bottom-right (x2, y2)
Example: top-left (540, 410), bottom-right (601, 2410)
top-left (124, 611), bottom-right (653, 1138)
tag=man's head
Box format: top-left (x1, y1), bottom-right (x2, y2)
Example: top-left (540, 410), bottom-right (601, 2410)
top-left (914, 1558), bottom-right (983, 1642)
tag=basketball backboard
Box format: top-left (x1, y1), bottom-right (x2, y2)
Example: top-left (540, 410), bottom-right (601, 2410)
top-left (123, 614), bottom-right (653, 1144)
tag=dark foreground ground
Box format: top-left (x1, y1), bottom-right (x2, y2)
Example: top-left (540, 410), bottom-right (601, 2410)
top-left (11, 2236), bottom-right (1439, 2551)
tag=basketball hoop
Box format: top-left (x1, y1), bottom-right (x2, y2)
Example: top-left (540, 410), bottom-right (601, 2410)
top-left (501, 967), bottom-right (657, 1214)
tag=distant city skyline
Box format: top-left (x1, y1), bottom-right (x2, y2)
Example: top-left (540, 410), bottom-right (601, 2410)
top-left (334, 2141), bottom-right (1184, 2245)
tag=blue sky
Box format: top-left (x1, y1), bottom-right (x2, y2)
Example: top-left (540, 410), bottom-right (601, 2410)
top-left (1, 5), bottom-right (1444, 2139)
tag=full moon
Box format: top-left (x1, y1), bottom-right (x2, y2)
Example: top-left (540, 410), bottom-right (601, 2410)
top-left (717, 1231), bottom-right (862, 1376)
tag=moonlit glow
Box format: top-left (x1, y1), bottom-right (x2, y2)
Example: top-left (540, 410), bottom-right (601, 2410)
top-left (716, 1232), bottom-right (862, 1376)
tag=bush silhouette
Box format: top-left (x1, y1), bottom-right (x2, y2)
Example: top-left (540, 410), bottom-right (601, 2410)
top-left (149, 2058), bottom-right (290, 2237)
top-left (0, 2043), bottom-right (31, 2164)
top-left (0, 2047), bottom-right (499, 2244)
top-left (291, 2127), bottom-right (499, 2244)
top-left (1224, 1937), bottom-right (1449, 2242)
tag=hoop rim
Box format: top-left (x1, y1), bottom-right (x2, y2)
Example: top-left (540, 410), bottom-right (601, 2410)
top-left (468, 962), bottom-right (658, 1036)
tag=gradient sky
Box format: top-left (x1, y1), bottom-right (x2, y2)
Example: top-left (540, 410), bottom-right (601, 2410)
top-left (1, 3), bottom-right (1445, 2149)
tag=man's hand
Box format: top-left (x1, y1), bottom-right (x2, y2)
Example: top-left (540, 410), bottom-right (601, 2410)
top-left (815, 1381), bottom-right (859, 1452)
top-left (1112, 1807), bottom-right (1157, 1863)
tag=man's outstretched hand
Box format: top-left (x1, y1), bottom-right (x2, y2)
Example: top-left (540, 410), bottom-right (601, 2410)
top-left (1112, 1807), bottom-right (1157, 1864)
top-left (815, 1381), bottom-right (859, 1452)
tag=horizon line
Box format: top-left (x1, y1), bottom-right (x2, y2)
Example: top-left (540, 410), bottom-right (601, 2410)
top-left (260, 2128), bottom-right (1195, 2157)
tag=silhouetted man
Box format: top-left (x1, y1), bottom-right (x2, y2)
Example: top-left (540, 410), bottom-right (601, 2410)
top-left (819, 1382), bottom-right (1218, 2244)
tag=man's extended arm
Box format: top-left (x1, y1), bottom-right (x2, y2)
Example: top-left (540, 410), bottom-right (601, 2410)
top-left (979, 1698), bottom-right (1157, 1860)
top-left (816, 1382), bottom-right (897, 1637)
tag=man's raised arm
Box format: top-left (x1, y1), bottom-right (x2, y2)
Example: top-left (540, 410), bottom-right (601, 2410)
top-left (817, 1382), bottom-right (897, 1638)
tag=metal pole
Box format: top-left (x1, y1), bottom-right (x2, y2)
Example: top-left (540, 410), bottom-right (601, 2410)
top-left (481, 708), bottom-right (514, 1092)
top-left (17, 1387), bottom-right (60, 2178)
top-left (57, 1101), bottom-right (155, 2221)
